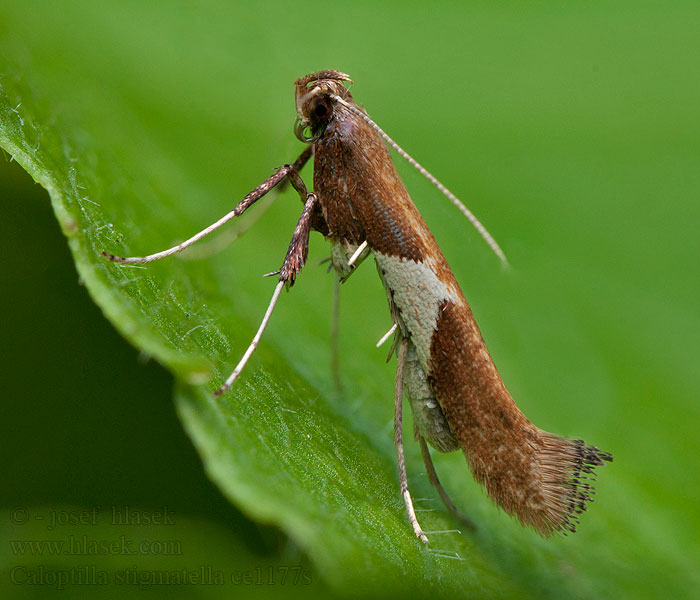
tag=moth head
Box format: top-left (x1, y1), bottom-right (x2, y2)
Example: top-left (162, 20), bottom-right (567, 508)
top-left (294, 70), bottom-right (353, 143)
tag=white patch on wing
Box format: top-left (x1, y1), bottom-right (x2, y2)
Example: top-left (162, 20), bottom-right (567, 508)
top-left (375, 252), bottom-right (462, 369)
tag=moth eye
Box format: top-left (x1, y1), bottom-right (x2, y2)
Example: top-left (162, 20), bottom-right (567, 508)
top-left (313, 99), bottom-right (331, 119)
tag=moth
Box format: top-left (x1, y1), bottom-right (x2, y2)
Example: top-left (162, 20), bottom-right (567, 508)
top-left (103, 70), bottom-right (612, 542)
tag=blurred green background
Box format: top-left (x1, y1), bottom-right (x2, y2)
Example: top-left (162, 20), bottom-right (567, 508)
top-left (1, 1), bottom-right (699, 598)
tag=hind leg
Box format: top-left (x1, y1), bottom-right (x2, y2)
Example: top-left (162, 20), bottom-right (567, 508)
top-left (415, 427), bottom-right (476, 531)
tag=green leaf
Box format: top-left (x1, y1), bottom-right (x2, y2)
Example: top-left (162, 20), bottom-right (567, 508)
top-left (2, 1), bottom-right (699, 598)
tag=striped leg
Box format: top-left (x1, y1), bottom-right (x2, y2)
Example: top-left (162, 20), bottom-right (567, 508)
top-left (395, 338), bottom-right (429, 544)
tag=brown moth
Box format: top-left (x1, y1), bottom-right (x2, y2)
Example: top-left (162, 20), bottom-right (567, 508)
top-left (103, 70), bottom-right (612, 543)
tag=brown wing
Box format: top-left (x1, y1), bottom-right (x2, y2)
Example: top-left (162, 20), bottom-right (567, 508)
top-left (312, 96), bottom-right (611, 535)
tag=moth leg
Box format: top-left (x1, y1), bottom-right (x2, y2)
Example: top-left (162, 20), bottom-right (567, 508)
top-left (180, 147), bottom-right (314, 261)
top-left (326, 239), bottom-right (370, 392)
top-left (395, 337), bottom-right (430, 544)
top-left (215, 182), bottom-right (318, 396)
top-left (416, 427), bottom-right (476, 531)
top-left (277, 188), bottom-right (317, 286)
top-left (318, 253), bottom-right (342, 392)
top-left (101, 147), bottom-right (313, 265)
top-left (330, 272), bottom-right (342, 393)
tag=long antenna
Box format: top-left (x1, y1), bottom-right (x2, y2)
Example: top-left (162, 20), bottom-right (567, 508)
top-left (331, 94), bottom-right (509, 268)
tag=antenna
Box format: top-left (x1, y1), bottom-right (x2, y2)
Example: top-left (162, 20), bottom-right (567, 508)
top-left (331, 94), bottom-right (509, 268)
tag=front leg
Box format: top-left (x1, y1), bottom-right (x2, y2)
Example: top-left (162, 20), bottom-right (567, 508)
top-left (102, 148), bottom-right (313, 265)
top-left (279, 191), bottom-right (318, 286)
top-left (215, 189), bottom-right (318, 395)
